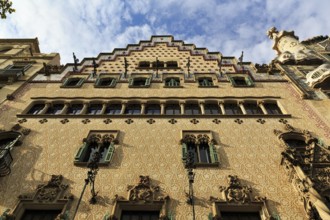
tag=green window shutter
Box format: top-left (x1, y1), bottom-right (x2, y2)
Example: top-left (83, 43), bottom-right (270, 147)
top-left (228, 76), bottom-right (236, 86)
top-left (182, 143), bottom-right (187, 163)
top-left (110, 78), bottom-right (117, 87)
top-left (246, 76), bottom-right (254, 86)
top-left (129, 78), bottom-right (134, 86)
top-left (104, 142), bottom-right (115, 163)
top-left (209, 143), bottom-right (219, 164)
top-left (145, 77), bottom-right (151, 86)
top-left (62, 78), bottom-right (70, 86)
top-left (77, 78), bottom-right (84, 87)
top-left (95, 77), bottom-right (101, 86)
top-left (74, 142), bottom-right (88, 162)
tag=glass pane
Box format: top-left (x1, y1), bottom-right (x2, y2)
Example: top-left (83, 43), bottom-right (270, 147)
top-left (233, 77), bottom-right (247, 86)
top-left (22, 209), bottom-right (62, 220)
top-left (125, 104), bottom-right (141, 115)
top-left (133, 78), bottom-right (146, 86)
top-left (88, 104), bottom-right (103, 115)
top-left (67, 104), bottom-right (83, 115)
top-left (224, 103), bottom-right (242, 115)
top-left (204, 104), bottom-right (220, 114)
top-left (165, 104), bottom-right (180, 115)
top-left (46, 104), bottom-right (64, 114)
top-left (98, 78), bottom-right (113, 86)
top-left (66, 78), bottom-right (80, 86)
top-left (146, 104), bottom-right (161, 115)
top-left (264, 103), bottom-right (282, 114)
top-left (244, 103), bottom-right (262, 114)
top-left (185, 104), bottom-right (200, 115)
top-left (27, 104), bottom-right (45, 114)
top-left (199, 143), bottom-right (211, 163)
top-left (106, 104), bottom-right (122, 115)
top-left (187, 144), bottom-right (198, 163)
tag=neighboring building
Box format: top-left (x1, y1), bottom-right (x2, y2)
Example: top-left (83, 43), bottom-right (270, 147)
top-left (0, 29), bottom-right (329, 219)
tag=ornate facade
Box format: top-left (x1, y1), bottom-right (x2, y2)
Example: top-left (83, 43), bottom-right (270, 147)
top-left (0, 28), bottom-right (329, 219)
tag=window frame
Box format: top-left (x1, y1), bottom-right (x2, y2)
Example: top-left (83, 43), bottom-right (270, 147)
top-left (228, 75), bottom-right (254, 87)
top-left (128, 77), bottom-right (151, 88)
top-left (244, 102), bottom-right (263, 115)
top-left (145, 104), bottom-right (161, 115)
top-left (124, 104), bottom-right (141, 115)
top-left (224, 102), bottom-right (243, 115)
top-left (94, 77), bottom-right (117, 88)
top-left (264, 102), bottom-right (283, 115)
top-left (61, 77), bottom-right (85, 88)
top-left (26, 103), bottom-right (45, 115)
top-left (165, 103), bottom-right (181, 115)
top-left (204, 103), bottom-right (221, 115)
top-left (164, 77), bottom-right (181, 88)
top-left (198, 77), bottom-right (215, 87)
top-left (105, 103), bottom-right (122, 115)
top-left (184, 103), bottom-right (201, 115)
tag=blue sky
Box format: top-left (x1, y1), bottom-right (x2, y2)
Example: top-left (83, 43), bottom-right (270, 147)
top-left (0, 0), bottom-right (329, 65)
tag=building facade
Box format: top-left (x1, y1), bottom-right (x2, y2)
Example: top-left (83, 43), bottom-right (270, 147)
top-left (0, 28), bottom-right (329, 220)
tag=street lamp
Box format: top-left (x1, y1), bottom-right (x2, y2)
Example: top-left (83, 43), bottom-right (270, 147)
top-left (186, 151), bottom-right (196, 220)
top-left (72, 151), bottom-right (101, 219)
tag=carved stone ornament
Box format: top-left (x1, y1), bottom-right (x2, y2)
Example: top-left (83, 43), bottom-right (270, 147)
top-left (209, 175), bottom-right (272, 219)
top-left (8, 175), bottom-right (73, 220)
top-left (109, 176), bottom-right (170, 220)
top-left (278, 128), bottom-right (330, 219)
top-left (180, 134), bottom-right (216, 145)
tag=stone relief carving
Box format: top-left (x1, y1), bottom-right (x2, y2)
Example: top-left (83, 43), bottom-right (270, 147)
top-left (109, 175), bottom-right (170, 220)
top-left (275, 125), bottom-right (330, 219)
top-left (180, 134), bottom-right (216, 145)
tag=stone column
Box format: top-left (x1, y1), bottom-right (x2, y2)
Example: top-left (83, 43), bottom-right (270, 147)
top-left (238, 101), bottom-right (247, 115)
top-left (219, 101), bottom-right (225, 115)
top-left (120, 102), bottom-right (127, 115)
top-left (40, 102), bottom-right (51, 114)
top-left (258, 101), bottom-right (268, 114)
top-left (60, 102), bottom-right (70, 115)
top-left (180, 101), bottom-right (185, 115)
top-left (80, 102), bottom-right (89, 115)
top-left (199, 101), bottom-right (205, 115)
top-left (141, 102), bottom-right (146, 115)
top-left (160, 102), bottom-right (166, 115)
top-left (100, 101), bottom-right (108, 114)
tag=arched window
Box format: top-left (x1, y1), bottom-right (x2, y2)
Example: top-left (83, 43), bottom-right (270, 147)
top-left (198, 78), bottom-right (213, 87)
top-left (165, 103), bottom-right (181, 115)
top-left (67, 103), bottom-right (83, 115)
top-left (105, 104), bottom-right (122, 115)
top-left (224, 103), bottom-right (242, 115)
top-left (27, 103), bottom-right (45, 115)
top-left (45, 103), bottom-right (64, 115)
top-left (244, 102), bottom-right (263, 114)
top-left (204, 103), bottom-right (221, 115)
top-left (87, 103), bottom-right (103, 115)
top-left (264, 102), bottom-right (282, 114)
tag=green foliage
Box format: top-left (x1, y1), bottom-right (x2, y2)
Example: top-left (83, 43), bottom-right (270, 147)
top-left (0, 0), bottom-right (15, 19)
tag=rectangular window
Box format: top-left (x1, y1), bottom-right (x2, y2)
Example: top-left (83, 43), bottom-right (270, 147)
top-left (67, 104), bottom-right (83, 115)
top-left (145, 104), bottom-right (161, 115)
top-left (165, 78), bottom-right (180, 87)
top-left (244, 103), bottom-right (263, 114)
top-left (129, 77), bottom-right (151, 88)
top-left (264, 103), bottom-right (282, 115)
top-left (27, 104), bottom-right (45, 115)
top-left (95, 77), bottom-right (117, 87)
top-left (21, 209), bottom-right (62, 220)
top-left (62, 77), bottom-right (84, 88)
top-left (185, 104), bottom-right (201, 115)
top-left (165, 104), bottom-right (181, 115)
top-left (45, 104), bottom-right (64, 115)
top-left (204, 104), bottom-right (221, 114)
top-left (125, 104), bottom-right (141, 115)
top-left (220, 212), bottom-right (261, 220)
top-left (229, 75), bottom-right (254, 87)
top-left (121, 211), bottom-right (160, 220)
top-left (224, 103), bottom-right (242, 115)
top-left (87, 104), bottom-right (103, 115)
top-left (105, 104), bottom-right (122, 115)
top-left (198, 78), bottom-right (213, 87)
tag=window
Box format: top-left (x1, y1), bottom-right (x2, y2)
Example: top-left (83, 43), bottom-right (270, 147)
top-left (27, 103), bottom-right (45, 115)
top-left (264, 103), bottom-right (282, 115)
top-left (129, 77), bottom-right (151, 87)
top-left (87, 104), bottom-right (103, 115)
top-left (0, 131), bottom-right (21, 177)
top-left (229, 75), bottom-right (254, 87)
top-left (121, 211), bottom-right (160, 220)
top-left (45, 104), bottom-right (64, 115)
top-left (95, 77), bottom-right (117, 87)
top-left (67, 104), bottom-right (83, 115)
top-left (74, 133), bottom-right (116, 165)
top-left (105, 104), bottom-right (122, 115)
top-left (62, 77), bottom-right (84, 88)
top-left (21, 210), bottom-right (62, 220)
top-left (145, 104), bottom-right (161, 115)
top-left (166, 61), bottom-right (178, 68)
top-left (204, 104), bottom-right (221, 115)
top-left (185, 103), bottom-right (201, 115)
top-left (138, 61), bottom-right (150, 68)
top-left (244, 103), bottom-right (263, 114)
top-left (165, 104), bottom-right (181, 115)
top-left (220, 212), bottom-right (261, 220)
top-left (198, 78), bottom-right (214, 87)
top-left (181, 134), bottom-right (219, 166)
top-left (165, 77), bottom-right (180, 87)
top-left (4, 63), bottom-right (32, 76)
top-left (125, 104), bottom-right (141, 115)
top-left (224, 103), bottom-right (242, 115)
top-left (152, 61), bottom-right (164, 68)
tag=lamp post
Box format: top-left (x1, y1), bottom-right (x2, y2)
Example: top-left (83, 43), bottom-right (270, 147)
top-left (72, 151), bottom-right (101, 219)
top-left (186, 151), bottom-right (196, 220)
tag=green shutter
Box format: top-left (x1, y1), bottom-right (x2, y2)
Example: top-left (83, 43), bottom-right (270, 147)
top-left (77, 78), bottom-right (84, 87)
top-left (228, 76), bottom-right (236, 86)
top-left (129, 78), bottom-right (134, 86)
top-left (145, 77), bottom-right (151, 86)
top-left (246, 76), bottom-right (254, 86)
top-left (62, 78), bottom-right (70, 86)
top-left (104, 142), bottom-right (115, 163)
top-left (182, 143), bottom-right (187, 163)
top-left (74, 142), bottom-right (88, 162)
top-left (209, 143), bottom-right (219, 164)
top-left (110, 78), bottom-right (117, 87)
top-left (95, 77), bottom-right (101, 86)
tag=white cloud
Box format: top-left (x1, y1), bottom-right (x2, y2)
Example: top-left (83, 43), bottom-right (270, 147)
top-left (0, 0), bottom-right (328, 65)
